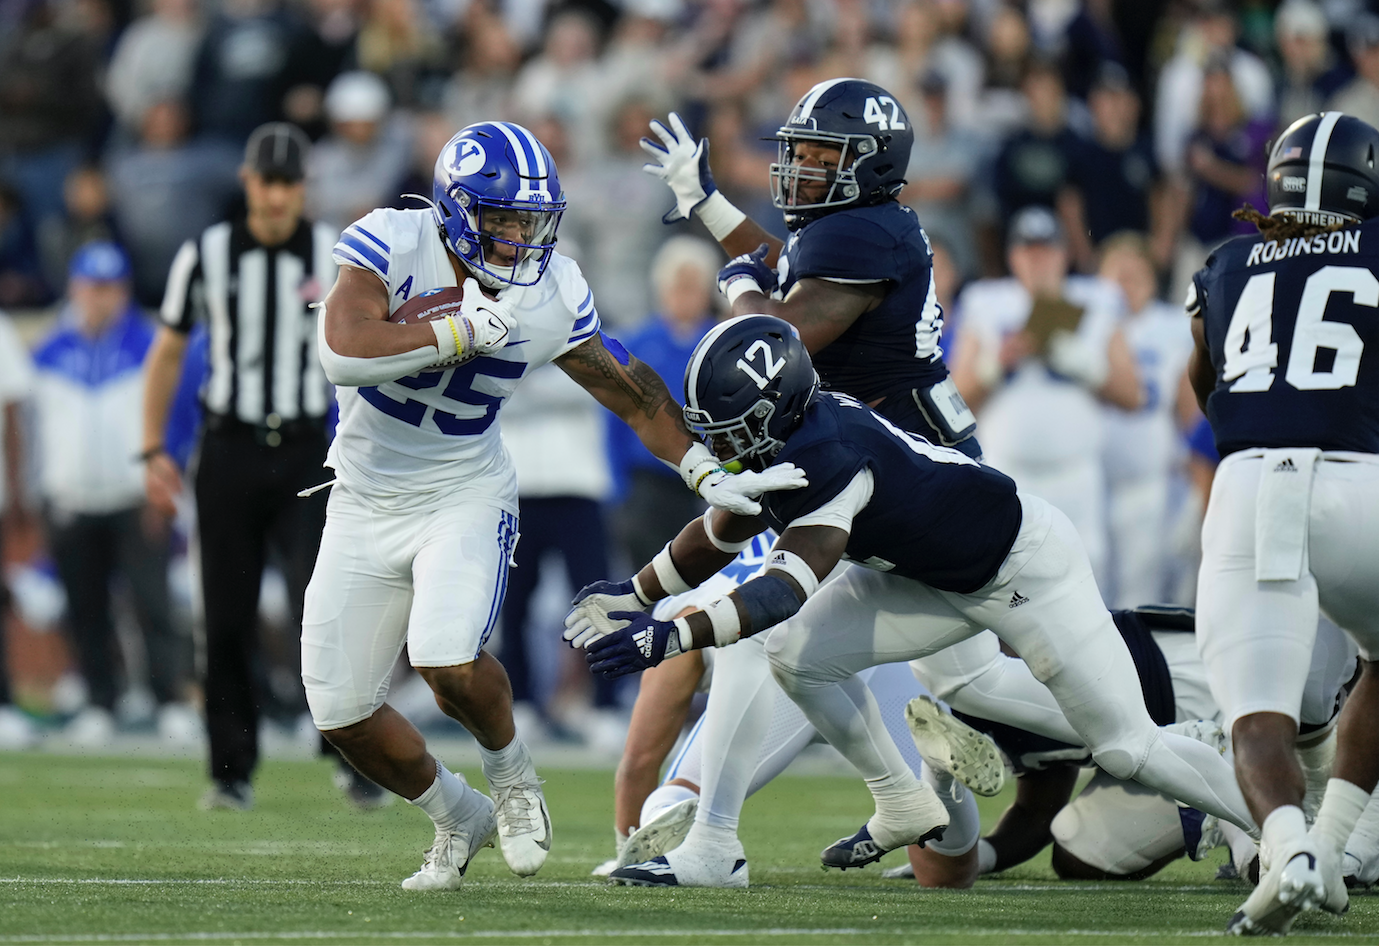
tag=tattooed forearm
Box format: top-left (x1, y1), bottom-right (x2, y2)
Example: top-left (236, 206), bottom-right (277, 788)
top-left (560, 340), bottom-right (689, 431)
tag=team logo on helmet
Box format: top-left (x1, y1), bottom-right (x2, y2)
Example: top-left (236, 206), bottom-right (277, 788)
top-left (449, 138), bottom-right (487, 177)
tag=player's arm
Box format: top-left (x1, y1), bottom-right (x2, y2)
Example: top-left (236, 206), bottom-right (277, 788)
top-left (558, 334), bottom-right (809, 517)
top-left (1187, 313), bottom-right (1213, 414)
top-left (722, 263), bottom-right (887, 352)
top-left (615, 642), bottom-right (705, 837)
top-left (981, 764), bottom-right (1082, 872)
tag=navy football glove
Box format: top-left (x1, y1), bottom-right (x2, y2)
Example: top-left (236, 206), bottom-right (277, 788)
top-left (717, 244), bottom-right (778, 303)
top-left (564, 579), bottom-right (651, 649)
top-left (585, 611), bottom-right (688, 678)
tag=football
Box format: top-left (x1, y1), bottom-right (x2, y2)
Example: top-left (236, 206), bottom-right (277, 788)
top-left (386, 283), bottom-right (494, 325)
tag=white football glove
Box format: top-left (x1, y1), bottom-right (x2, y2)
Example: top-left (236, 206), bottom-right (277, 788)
top-left (563, 579), bottom-right (651, 649)
top-left (433, 278), bottom-right (517, 369)
top-left (640, 112), bottom-right (718, 223)
top-left (698, 463), bottom-right (809, 517)
top-left (1046, 329), bottom-right (1109, 390)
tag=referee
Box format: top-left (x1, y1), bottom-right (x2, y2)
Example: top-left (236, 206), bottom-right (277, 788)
top-left (140, 123), bottom-right (359, 810)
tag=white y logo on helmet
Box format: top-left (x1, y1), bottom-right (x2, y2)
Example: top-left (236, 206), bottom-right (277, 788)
top-left (451, 139), bottom-right (487, 177)
top-left (737, 340), bottom-right (786, 390)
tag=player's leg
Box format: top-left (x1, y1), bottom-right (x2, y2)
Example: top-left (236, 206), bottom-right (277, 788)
top-left (302, 488), bottom-right (493, 890)
top-left (406, 501), bottom-right (549, 876)
top-left (766, 566), bottom-right (971, 861)
top-left (967, 494), bottom-right (1254, 833)
top-left (1305, 456), bottom-right (1379, 908)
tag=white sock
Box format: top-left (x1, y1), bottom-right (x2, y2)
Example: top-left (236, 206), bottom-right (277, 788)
top-left (613, 827), bottom-right (629, 860)
top-left (479, 735), bottom-right (534, 789)
top-left (408, 759), bottom-right (484, 833)
top-left (1297, 730), bottom-right (1337, 824)
top-left (923, 763), bottom-right (981, 857)
top-left (976, 838), bottom-right (998, 874)
top-left (1343, 785), bottom-right (1379, 860)
top-left (1221, 819), bottom-right (1259, 876)
top-left (640, 783), bottom-right (698, 827)
top-left (1262, 804), bottom-right (1310, 859)
top-left (1313, 778), bottom-right (1372, 851)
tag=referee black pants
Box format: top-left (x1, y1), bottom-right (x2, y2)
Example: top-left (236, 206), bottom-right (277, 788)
top-left (194, 424), bottom-right (328, 786)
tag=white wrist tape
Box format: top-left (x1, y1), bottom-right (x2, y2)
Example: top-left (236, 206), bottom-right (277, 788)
top-left (430, 318), bottom-right (459, 360)
top-left (723, 275), bottom-right (764, 307)
top-left (765, 548), bottom-right (820, 599)
top-left (671, 617), bottom-right (697, 653)
top-left (677, 441), bottom-right (722, 496)
top-left (628, 575), bottom-right (656, 607)
top-left (701, 507), bottom-right (753, 553)
top-left (696, 191), bottom-right (747, 242)
top-left (651, 542), bottom-right (694, 596)
top-left (698, 595), bottom-right (742, 648)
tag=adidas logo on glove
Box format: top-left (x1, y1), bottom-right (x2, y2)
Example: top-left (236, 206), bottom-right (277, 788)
top-left (633, 629), bottom-right (654, 659)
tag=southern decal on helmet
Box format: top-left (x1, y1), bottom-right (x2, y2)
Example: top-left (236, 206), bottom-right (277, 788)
top-left (431, 121), bottom-right (567, 289)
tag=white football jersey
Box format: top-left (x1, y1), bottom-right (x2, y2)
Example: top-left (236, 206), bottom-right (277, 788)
top-left (327, 207), bottom-right (601, 508)
top-left (1102, 300), bottom-right (1194, 482)
top-left (956, 275), bottom-right (1125, 466)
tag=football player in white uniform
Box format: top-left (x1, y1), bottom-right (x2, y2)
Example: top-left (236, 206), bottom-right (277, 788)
top-left (302, 121), bottom-right (803, 891)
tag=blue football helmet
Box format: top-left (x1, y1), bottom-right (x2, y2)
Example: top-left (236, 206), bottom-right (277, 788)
top-left (432, 122), bottom-right (566, 288)
top-left (770, 78), bottom-right (915, 230)
top-left (683, 315), bottom-right (819, 469)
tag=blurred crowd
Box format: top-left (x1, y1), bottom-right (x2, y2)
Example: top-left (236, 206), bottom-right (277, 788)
top-left (0, 0), bottom-right (1372, 750)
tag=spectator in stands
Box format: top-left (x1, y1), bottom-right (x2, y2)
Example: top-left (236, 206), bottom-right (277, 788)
top-left (31, 242), bottom-right (194, 746)
top-left (512, 8), bottom-right (610, 163)
top-left (354, 0), bottom-right (447, 108)
top-left (972, 3), bottom-right (1032, 138)
top-left (1059, 63), bottom-right (1170, 275)
top-left (441, 2), bottom-right (520, 131)
top-left (605, 236), bottom-right (717, 567)
top-left (0, 184), bottom-right (52, 308)
top-left (0, 308), bottom-right (37, 749)
top-left (990, 58), bottom-right (1078, 246)
top-left (37, 166), bottom-right (122, 296)
top-left (1274, 0), bottom-right (1348, 129)
top-left (305, 71), bottom-right (411, 233)
top-left (903, 70), bottom-right (983, 281)
top-left (281, 0), bottom-right (360, 138)
top-left (1328, 13), bottom-right (1379, 130)
top-left (187, 0), bottom-right (303, 145)
top-left (0, 0), bottom-right (105, 225)
top-left (107, 100), bottom-right (241, 307)
top-left (104, 0), bottom-right (203, 139)
top-left (1154, 0), bottom-right (1272, 178)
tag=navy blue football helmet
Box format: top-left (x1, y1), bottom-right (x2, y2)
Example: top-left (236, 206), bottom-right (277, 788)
top-left (770, 78), bottom-right (915, 230)
top-left (1268, 112), bottom-right (1379, 226)
top-left (432, 122), bottom-right (566, 288)
top-left (683, 315), bottom-right (819, 469)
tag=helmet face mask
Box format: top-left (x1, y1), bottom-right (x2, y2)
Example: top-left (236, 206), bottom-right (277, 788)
top-left (432, 122), bottom-right (566, 289)
top-left (683, 315), bottom-right (820, 472)
top-left (769, 78), bottom-right (914, 229)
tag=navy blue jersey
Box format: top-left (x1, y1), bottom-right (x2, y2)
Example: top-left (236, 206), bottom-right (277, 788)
top-left (1193, 218), bottom-right (1379, 456)
top-left (759, 393), bottom-right (1021, 594)
top-left (780, 202), bottom-right (949, 408)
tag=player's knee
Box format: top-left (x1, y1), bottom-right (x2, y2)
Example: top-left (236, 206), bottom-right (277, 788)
top-left (1089, 739), bottom-right (1149, 781)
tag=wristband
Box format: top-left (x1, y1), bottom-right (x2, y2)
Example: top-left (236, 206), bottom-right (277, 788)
top-left (698, 595), bottom-right (742, 647)
top-left (446, 315), bottom-right (465, 356)
top-left (136, 445), bottom-right (166, 462)
top-left (650, 542), bottom-right (694, 596)
top-left (765, 548), bottom-right (820, 599)
top-left (678, 442), bottom-right (722, 496)
top-left (629, 574), bottom-right (656, 607)
top-left (701, 507), bottom-right (753, 553)
top-left (670, 617), bottom-right (697, 654)
top-left (431, 318), bottom-right (459, 359)
top-left (696, 192), bottom-right (748, 242)
top-left (723, 275), bottom-right (764, 307)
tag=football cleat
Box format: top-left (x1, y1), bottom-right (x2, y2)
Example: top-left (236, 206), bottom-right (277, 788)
top-left (617, 797), bottom-right (698, 869)
top-left (881, 861), bottom-right (916, 880)
top-left (610, 838), bottom-right (749, 889)
top-left (905, 696), bottom-right (1006, 797)
top-left (401, 794), bottom-right (498, 891)
top-left (1227, 848), bottom-right (1326, 936)
top-left (1314, 841), bottom-right (1350, 916)
top-left (1343, 847), bottom-right (1379, 889)
top-left (821, 814), bottom-right (947, 871)
top-left (492, 779), bottom-right (551, 876)
top-left (590, 858), bottom-right (618, 877)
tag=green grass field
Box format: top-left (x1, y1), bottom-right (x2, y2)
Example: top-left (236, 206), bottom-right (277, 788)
top-left (1, 752), bottom-right (1375, 945)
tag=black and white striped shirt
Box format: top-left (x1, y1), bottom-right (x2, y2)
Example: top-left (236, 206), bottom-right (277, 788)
top-left (160, 218), bottom-right (338, 424)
